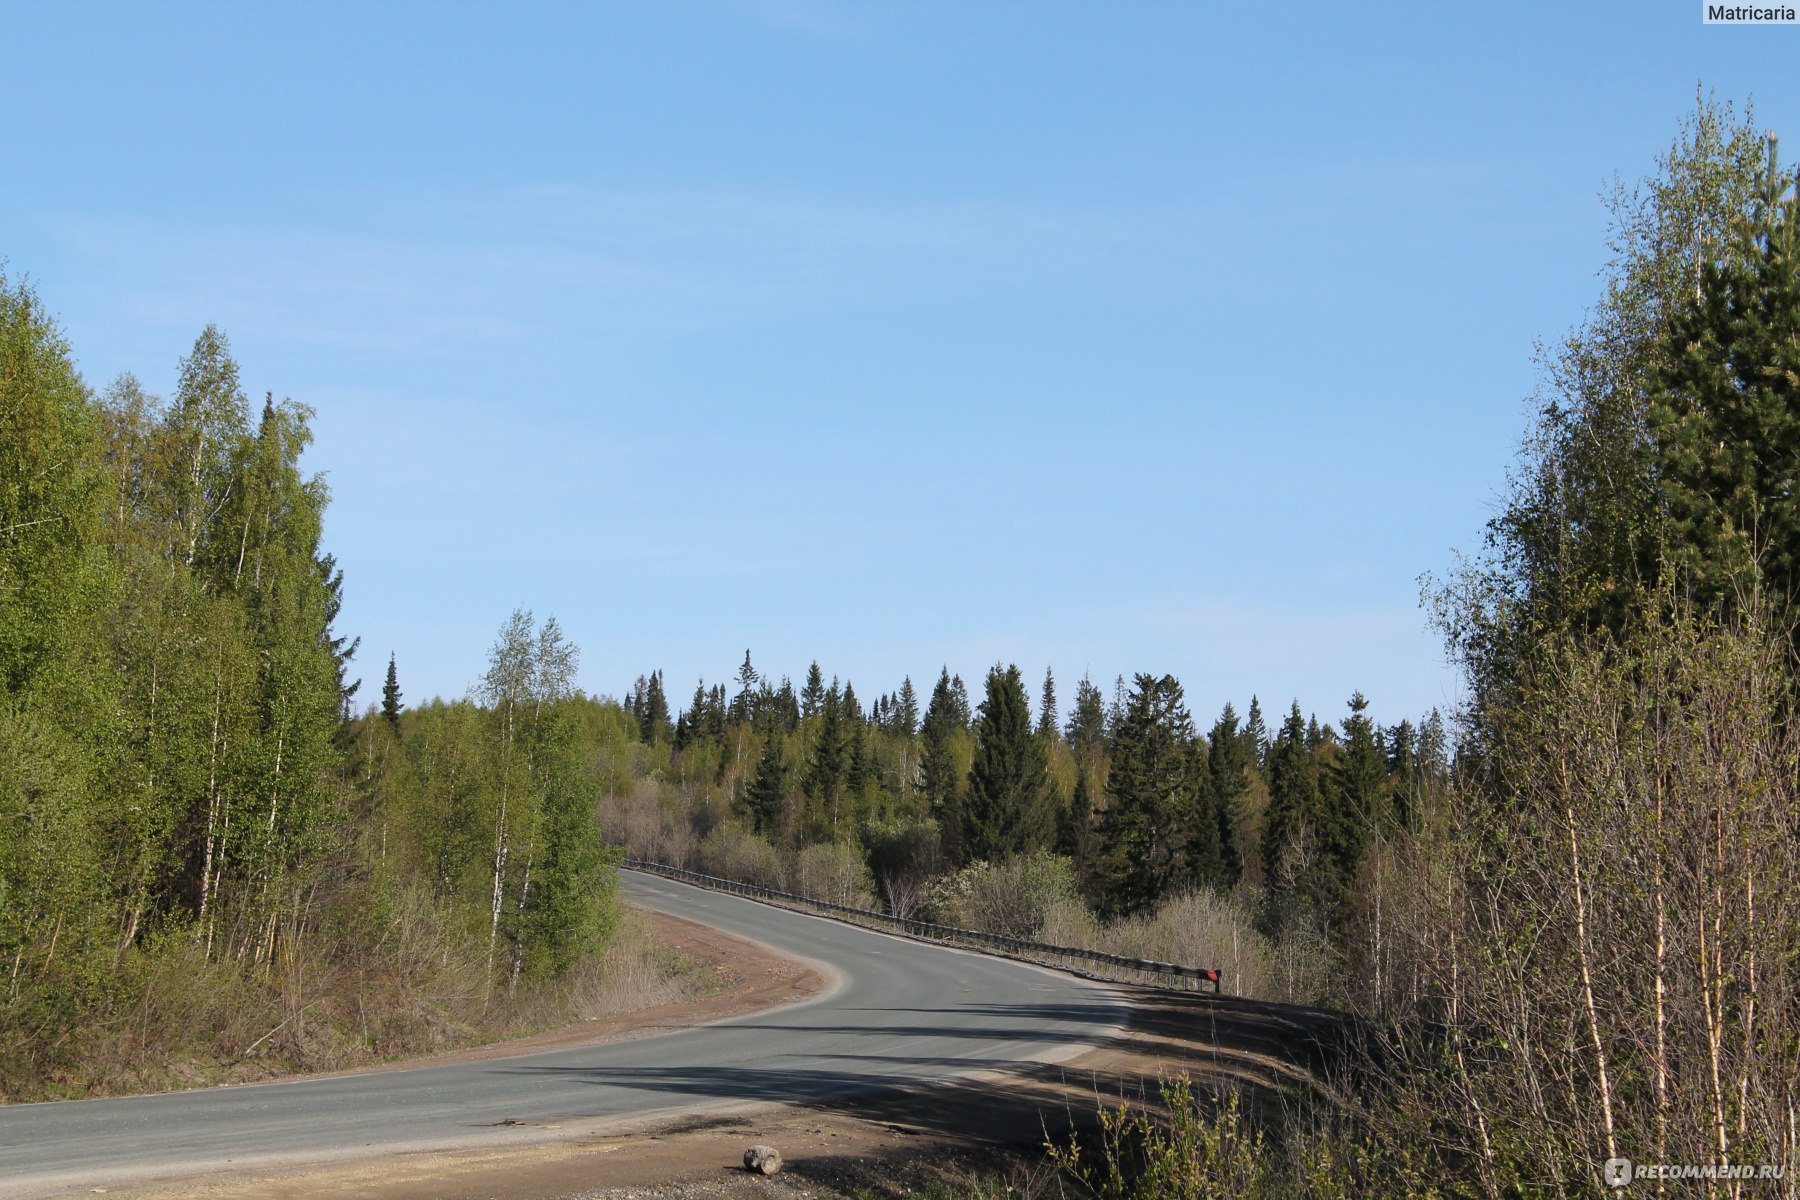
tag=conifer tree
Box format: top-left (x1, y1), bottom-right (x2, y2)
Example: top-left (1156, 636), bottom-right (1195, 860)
top-left (919, 668), bottom-right (963, 860)
top-left (1433, 98), bottom-right (1770, 728)
top-left (1418, 708), bottom-right (1449, 781)
top-left (1092, 674), bottom-right (1202, 916)
top-left (949, 673), bottom-right (971, 728)
top-left (1387, 718), bottom-right (1418, 831)
top-left (747, 729), bottom-right (787, 835)
top-left (1203, 703), bottom-right (1249, 888)
top-left (674, 680), bottom-right (707, 751)
top-left (1036, 667), bottom-right (1059, 740)
top-left (705, 682), bottom-right (728, 739)
top-left (1262, 702), bottom-right (1316, 894)
top-left (731, 649), bottom-right (759, 725)
top-left (894, 676), bottom-right (919, 739)
top-left (964, 664), bottom-right (1051, 861)
top-left (1242, 695), bottom-right (1269, 773)
top-left (774, 676), bottom-right (800, 732)
top-left (845, 720), bottom-right (871, 811)
top-left (382, 653), bottom-right (404, 731)
top-left (806, 680), bottom-right (848, 835)
top-left (641, 670), bottom-right (671, 743)
top-left (1057, 765), bottom-right (1095, 882)
top-left (1319, 691), bottom-right (1384, 907)
top-left (313, 551), bottom-right (360, 719)
top-left (1648, 134), bottom-right (1800, 618)
top-left (1065, 675), bottom-right (1108, 759)
top-left (801, 661), bottom-right (825, 721)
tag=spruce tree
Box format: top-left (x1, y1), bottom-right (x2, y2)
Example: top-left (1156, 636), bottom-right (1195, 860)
top-left (381, 653), bottom-right (404, 731)
top-left (1320, 691), bottom-right (1384, 906)
top-left (919, 668), bottom-right (963, 860)
top-left (949, 674), bottom-right (971, 728)
top-left (774, 676), bottom-right (800, 732)
top-left (1065, 674), bottom-right (1108, 760)
top-left (806, 680), bottom-right (848, 835)
top-left (964, 664), bottom-right (1051, 861)
top-left (801, 661), bottom-right (825, 721)
top-left (732, 650), bottom-right (759, 725)
top-left (641, 670), bottom-right (671, 743)
top-left (706, 682), bottom-right (728, 739)
top-left (1242, 695), bottom-right (1269, 773)
top-left (1387, 718), bottom-right (1418, 832)
top-left (1649, 134), bottom-right (1800, 618)
top-left (317, 551), bottom-right (361, 719)
top-left (747, 729), bottom-right (787, 835)
top-left (894, 676), bottom-right (919, 739)
top-left (1036, 667), bottom-right (1059, 740)
top-left (674, 680), bottom-right (707, 751)
top-left (1092, 674), bottom-right (1202, 916)
top-left (1203, 703), bottom-right (1248, 888)
top-left (1057, 765), bottom-right (1095, 882)
top-left (1261, 702), bottom-right (1316, 894)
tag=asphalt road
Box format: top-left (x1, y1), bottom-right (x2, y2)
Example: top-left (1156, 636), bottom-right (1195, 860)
top-left (0, 870), bottom-right (1127, 1197)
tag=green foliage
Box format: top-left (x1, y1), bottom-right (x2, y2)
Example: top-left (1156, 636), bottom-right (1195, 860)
top-left (924, 850), bottom-right (1076, 939)
top-left (1049, 1078), bottom-right (1460, 1200)
top-left (382, 653), bottom-right (403, 730)
top-left (1648, 134), bottom-right (1800, 611)
top-left (964, 663), bottom-right (1052, 862)
top-left (1202, 704), bottom-right (1249, 889)
top-left (1261, 702), bottom-right (1317, 898)
top-left (920, 667), bottom-right (966, 859)
top-left (1309, 692), bottom-right (1384, 914)
top-left (1092, 674), bottom-right (1204, 917)
top-left (1432, 94), bottom-right (1770, 728)
top-left (745, 726), bottom-right (788, 835)
top-left (0, 272), bottom-right (109, 709)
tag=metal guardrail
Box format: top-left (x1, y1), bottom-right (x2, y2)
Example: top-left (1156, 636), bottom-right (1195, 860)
top-left (623, 858), bottom-right (1223, 995)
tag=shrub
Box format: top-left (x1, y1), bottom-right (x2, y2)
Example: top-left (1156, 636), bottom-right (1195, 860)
top-left (925, 850), bottom-right (1078, 939)
top-left (793, 841), bottom-right (876, 908)
top-left (697, 821), bottom-right (785, 890)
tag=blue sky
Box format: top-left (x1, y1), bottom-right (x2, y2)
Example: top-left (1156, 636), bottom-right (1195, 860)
top-left (6, 2), bottom-right (1796, 729)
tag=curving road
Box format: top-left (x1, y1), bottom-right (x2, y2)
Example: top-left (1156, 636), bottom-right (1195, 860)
top-left (0, 870), bottom-right (1127, 1197)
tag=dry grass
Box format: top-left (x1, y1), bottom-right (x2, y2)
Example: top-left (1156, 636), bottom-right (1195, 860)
top-left (1041, 886), bottom-right (1328, 1005)
top-left (10, 891), bottom-right (711, 1103)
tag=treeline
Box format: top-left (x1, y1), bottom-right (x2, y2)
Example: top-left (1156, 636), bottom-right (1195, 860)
top-left (0, 294), bottom-right (622, 1096)
top-left (1, 306), bottom-right (350, 1029)
top-left (611, 653), bottom-right (1447, 959)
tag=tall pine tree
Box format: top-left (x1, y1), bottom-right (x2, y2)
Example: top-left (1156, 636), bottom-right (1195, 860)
top-left (964, 664), bottom-right (1051, 861)
top-left (1092, 674), bottom-right (1202, 916)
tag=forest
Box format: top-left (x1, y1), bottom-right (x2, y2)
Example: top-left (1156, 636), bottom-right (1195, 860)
top-left (4, 94), bottom-right (1799, 1196)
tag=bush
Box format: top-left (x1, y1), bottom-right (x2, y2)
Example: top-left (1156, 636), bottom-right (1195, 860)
top-left (1050, 1077), bottom-right (1458, 1200)
top-left (925, 850), bottom-right (1078, 939)
top-left (697, 821), bottom-right (785, 890)
top-left (793, 841), bottom-right (876, 908)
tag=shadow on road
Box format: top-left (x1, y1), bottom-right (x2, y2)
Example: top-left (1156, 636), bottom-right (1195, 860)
top-left (503, 985), bottom-right (1357, 1151)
